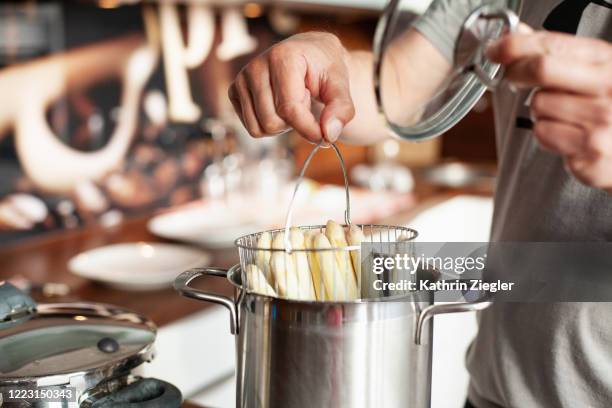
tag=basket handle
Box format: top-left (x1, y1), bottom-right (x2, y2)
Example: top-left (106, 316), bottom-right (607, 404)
top-left (283, 141), bottom-right (352, 253)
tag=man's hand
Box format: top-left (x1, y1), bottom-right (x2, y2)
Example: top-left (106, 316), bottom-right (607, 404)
top-left (228, 32), bottom-right (355, 143)
top-left (488, 31), bottom-right (612, 191)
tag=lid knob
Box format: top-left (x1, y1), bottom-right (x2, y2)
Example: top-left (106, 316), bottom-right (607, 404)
top-left (97, 337), bottom-right (119, 353)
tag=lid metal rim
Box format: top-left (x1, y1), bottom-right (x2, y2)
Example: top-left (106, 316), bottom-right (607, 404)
top-left (384, 78), bottom-right (489, 141)
top-left (33, 303), bottom-right (157, 333)
top-left (0, 350), bottom-right (153, 385)
top-left (372, 0), bottom-right (519, 141)
top-left (0, 302), bottom-right (156, 385)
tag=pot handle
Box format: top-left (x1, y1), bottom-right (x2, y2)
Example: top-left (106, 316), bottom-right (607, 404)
top-left (89, 378), bottom-right (182, 408)
top-left (414, 292), bottom-right (492, 345)
top-left (174, 267), bottom-right (239, 335)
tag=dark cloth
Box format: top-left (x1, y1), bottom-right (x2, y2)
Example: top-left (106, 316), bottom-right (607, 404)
top-left (464, 400), bottom-right (477, 408)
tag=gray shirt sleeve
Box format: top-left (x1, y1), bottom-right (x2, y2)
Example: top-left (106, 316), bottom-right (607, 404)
top-left (412, 0), bottom-right (496, 62)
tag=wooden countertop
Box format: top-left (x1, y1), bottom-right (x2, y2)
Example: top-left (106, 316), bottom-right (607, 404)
top-left (0, 215), bottom-right (238, 327)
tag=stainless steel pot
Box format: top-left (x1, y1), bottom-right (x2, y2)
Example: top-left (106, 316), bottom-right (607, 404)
top-left (175, 142), bottom-right (491, 407)
top-left (0, 283), bottom-right (182, 407)
top-left (175, 265), bottom-right (491, 408)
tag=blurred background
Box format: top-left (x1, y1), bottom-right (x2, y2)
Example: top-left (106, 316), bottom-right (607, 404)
top-left (0, 0), bottom-right (496, 243)
top-left (0, 1), bottom-right (498, 407)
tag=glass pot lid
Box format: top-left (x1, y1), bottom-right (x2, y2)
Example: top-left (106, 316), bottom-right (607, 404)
top-left (0, 303), bottom-right (156, 381)
top-left (373, 0), bottom-right (522, 141)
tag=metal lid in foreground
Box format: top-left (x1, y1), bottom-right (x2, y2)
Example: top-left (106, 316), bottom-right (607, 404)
top-left (0, 303), bottom-right (156, 381)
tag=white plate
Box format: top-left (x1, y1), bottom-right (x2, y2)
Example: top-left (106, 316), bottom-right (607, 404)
top-left (148, 181), bottom-right (322, 248)
top-left (148, 204), bottom-right (265, 248)
top-left (147, 180), bottom-right (412, 248)
top-left (68, 243), bottom-right (211, 291)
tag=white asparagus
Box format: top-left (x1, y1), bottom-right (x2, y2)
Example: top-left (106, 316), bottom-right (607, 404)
top-left (270, 233), bottom-right (300, 298)
top-left (245, 264), bottom-right (277, 297)
top-left (347, 224), bottom-right (366, 294)
top-left (325, 220), bottom-right (357, 288)
top-left (255, 231), bottom-right (272, 281)
top-left (304, 230), bottom-right (327, 301)
top-left (313, 233), bottom-right (358, 301)
top-left (397, 233), bottom-right (413, 242)
top-left (290, 228), bottom-right (317, 300)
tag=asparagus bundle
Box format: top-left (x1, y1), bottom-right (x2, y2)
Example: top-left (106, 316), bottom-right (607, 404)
top-left (246, 221), bottom-right (366, 302)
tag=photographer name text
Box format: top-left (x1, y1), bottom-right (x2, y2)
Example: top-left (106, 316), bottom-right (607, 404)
top-left (373, 278), bottom-right (514, 293)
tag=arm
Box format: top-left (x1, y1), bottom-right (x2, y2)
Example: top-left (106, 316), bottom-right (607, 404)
top-left (228, 29), bottom-right (451, 145)
top-left (343, 30), bottom-right (451, 144)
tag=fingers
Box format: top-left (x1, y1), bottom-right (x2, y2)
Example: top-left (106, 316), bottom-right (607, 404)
top-left (268, 45), bottom-right (323, 142)
top-left (229, 32), bottom-right (355, 143)
top-left (565, 156), bottom-right (612, 190)
top-left (230, 52), bottom-right (323, 142)
top-left (319, 66), bottom-right (355, 142)
top-left (534, 118), bottom-right (612, 189)
top-left (487, 31), bottom-right (612, 96)
top-left (228, 84), bottom-right (242, 123)
top-left (533, 119), bottom-right (586, 156)
top-left (531, 91), bottom-right (612, 130)
top-left (516, 23), bottom-right (534, 34)
top-left (230, 75), bottom-right (264, 137)
top-left (242, 59), bottom-right (289, 135)
top-left (229, 56), bottom-right (299, 139)
top-left (532, 90), bottom-right (612, 159)
top-left (503, 32), bottom-right (612, 191)
top-left (504, 55), bottom-right (612, 96)
top-left (487, 31), bottom-right (612, 66)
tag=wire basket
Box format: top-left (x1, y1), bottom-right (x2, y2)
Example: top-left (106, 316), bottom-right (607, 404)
top-left (234, 142), bottom-right (418, 302)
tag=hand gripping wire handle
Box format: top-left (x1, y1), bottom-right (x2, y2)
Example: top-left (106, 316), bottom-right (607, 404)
top-left (283, 141), bottom-right (352, 253)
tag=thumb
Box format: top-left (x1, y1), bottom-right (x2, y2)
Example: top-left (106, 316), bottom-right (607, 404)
top-left (318, 70), bottom-right (355, 143)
